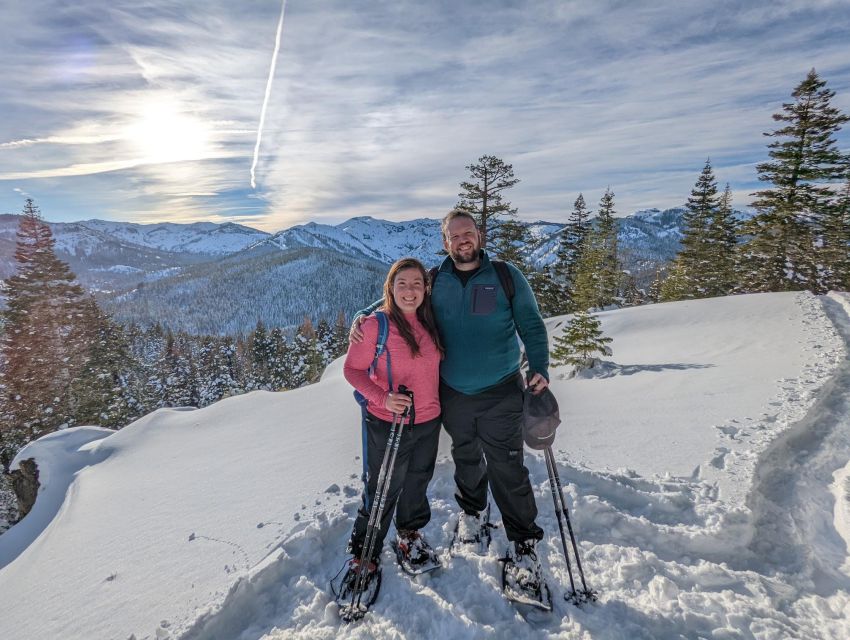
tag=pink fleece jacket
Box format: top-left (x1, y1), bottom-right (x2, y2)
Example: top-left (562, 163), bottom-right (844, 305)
top-left (343, 313), bottom-right (441, 424)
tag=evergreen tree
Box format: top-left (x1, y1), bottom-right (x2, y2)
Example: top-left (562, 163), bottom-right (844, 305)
top-left (288, 317), bottom-right (323, 387)
top-left (820, 176), bottom-right (850, 291)
top-left (0, 200), bottom-right (89, 469)
top-left (571, 225), bottom-right (609, 311)
top-left (647, 267), bottom-right (665, 303)
top-left (621, 274), bottom-right (643, 307)
top-left (456, 155), bottom-right (519, 246)
top-left (197, 337), bottom-right (239, 406)
top-left (489, 219), bottom-right (529, 274)
top-left (156, 332), bottom-right (197, 407)
top-left (68, 299), bottom-right (137, 428)
top-left (550, 309), bottom-right (613, 373)
top-left (528, 267), bottom-right (567, 317)
top-left (553, 194), bottom-right (590, 292)
top-left (331, 310), bottom-right (350, 360)
top-left (246, 320), bottom-right (274, 390)
top-left (659, 261), bottom-right (692, 302)
top-left (595, 188), bottom-right (621, 307)
top-left (662, 161), bottom-right (738, 301)
top-left (739, 69), bottom-right (849, 293)
top-left (706, 184), bottom-right (739, 296)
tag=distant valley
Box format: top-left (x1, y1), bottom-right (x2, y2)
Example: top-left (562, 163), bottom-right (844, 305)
top-left (0, 208), bottom-right (736, 334)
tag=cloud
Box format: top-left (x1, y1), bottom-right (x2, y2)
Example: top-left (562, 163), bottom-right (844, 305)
top-left (1, 0), bottom-right (849, 226)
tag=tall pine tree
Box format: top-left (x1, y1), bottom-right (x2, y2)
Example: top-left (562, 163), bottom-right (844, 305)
top-left (739, 69), bottom-right (849, 293)
top-left (456, 155), bottom-right (519, 246)
top-left (0, 200), bottom-right (89, 469)
top-left (662, 161), bottom-right (729, 301)
top-left (553, 194), bottom-right (590, 292)
top-left (595, 188), bottom-right (621, 307)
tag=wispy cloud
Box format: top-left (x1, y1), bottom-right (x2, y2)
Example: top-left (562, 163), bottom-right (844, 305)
top-left (1, 0), bottom-right (849, 228)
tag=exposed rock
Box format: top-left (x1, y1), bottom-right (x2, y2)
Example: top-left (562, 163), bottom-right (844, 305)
top-left (7, 458), bottom-right (39, 520)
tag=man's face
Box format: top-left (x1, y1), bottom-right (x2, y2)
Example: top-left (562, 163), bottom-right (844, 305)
top-left (444, 216), bottom-right (481, 265)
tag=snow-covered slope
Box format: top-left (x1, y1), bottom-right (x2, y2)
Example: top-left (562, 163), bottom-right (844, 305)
top-left (263, 216), bottom-right (446, 266)
top-left (70, 220), bottom-right (270, 256)
top-left (2, 294), bottom-right (849, 640)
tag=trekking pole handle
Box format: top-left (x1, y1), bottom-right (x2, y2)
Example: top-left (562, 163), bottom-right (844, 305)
top-left (396, 385), bottom-right (414, 418)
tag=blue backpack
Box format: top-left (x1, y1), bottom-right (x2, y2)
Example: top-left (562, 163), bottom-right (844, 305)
top-left (353, 311), bottom-right (392, 509)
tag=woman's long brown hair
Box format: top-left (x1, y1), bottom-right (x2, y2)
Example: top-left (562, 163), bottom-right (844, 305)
top-left (381, 257), bottom-right (444, 358)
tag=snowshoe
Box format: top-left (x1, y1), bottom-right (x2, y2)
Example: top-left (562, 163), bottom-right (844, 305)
top-left (449, 504), bottom-right (494, 556)
top-left (501, 539), bottom-right (552, 612)
top-left (392, 530), bottom-right (441, 576)
top-left (331, 557), bottom-right (382, 622)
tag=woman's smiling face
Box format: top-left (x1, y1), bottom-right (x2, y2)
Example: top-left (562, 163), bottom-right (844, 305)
top-left (391, 267), bottom-right (426, 314)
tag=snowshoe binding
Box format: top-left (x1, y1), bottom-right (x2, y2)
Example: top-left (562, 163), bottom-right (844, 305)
top-left (331, 556), bottom-right (382, 622)
top-left (501, 539), bottom-right (552, 612)
top-left (392, 530), bottom-right (441, 576)
top-left (449, 504), bottom-right (494, 556)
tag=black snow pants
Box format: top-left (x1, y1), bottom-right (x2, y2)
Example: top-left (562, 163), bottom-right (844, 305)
top-left (440, 374), bottom-right (544, 543)
top-left (349, 412), bottom-right (441, 562)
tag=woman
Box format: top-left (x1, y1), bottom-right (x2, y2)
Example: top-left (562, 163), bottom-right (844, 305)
top-left (342, 257), bottom-right (443, 580)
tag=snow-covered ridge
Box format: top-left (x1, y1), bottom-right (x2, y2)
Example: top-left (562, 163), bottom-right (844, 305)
top-left (2, 292), bottom-right (849, 639)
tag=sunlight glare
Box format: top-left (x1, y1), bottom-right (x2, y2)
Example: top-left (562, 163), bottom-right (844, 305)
top-left (125, 98), bottom-right (211, 165)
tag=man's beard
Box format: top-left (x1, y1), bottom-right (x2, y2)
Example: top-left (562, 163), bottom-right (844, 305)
top-left (450, 246), bottom-right (479, 264)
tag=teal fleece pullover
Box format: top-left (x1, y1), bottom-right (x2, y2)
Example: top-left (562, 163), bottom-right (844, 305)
top-left (360, 252), bottom-right (549, 395)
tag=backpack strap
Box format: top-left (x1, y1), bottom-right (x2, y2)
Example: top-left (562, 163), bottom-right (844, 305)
top-left (492, 260), bottom-right (515, 308)
top-left (371, 311), bottom-right (392, 391)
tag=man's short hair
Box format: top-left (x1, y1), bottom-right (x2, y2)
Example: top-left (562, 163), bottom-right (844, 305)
top-left (441, 208), bottom-right (478, 240)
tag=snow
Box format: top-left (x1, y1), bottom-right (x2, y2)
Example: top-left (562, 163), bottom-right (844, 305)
top-left (1, 291), bottom-right (850, 639)
top-left (64, 220), bottom-right (270, 255)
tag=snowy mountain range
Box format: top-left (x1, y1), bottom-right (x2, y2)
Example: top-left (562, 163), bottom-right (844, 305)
top-left (1, 291), bottom-right (848, 639)
top-left (0, 208), bottom-right (749, 334)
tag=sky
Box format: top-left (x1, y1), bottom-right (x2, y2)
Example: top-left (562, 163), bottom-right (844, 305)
top-left (1, 0), bottom-right (849, 233)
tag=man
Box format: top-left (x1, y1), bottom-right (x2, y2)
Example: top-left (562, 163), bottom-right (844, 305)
top-left (352, 208), bottom-right (551, 601)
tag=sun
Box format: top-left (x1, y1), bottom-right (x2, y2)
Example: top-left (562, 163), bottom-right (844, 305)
top-left (125, 98), bottom-right (211, 165)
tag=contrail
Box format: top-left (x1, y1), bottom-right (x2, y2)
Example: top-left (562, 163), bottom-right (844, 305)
top-left (251, 0), bottom-right (287, 190)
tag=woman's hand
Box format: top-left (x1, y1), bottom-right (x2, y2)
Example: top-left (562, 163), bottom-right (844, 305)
top-left (349, 315), bottom-right (367, 344)
top-left (384, 391), bottom-right (413, 415)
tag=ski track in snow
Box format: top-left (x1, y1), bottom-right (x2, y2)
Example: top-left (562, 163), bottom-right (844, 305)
top-left (173, 293), bottom-right (850, 640)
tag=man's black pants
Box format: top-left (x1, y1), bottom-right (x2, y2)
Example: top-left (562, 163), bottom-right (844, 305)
top-left (440, 375), bottom-right (543, 543)
top-left (349, 413), bottom-right (441, 561)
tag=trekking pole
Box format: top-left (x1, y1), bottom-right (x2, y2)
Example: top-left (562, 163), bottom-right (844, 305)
top-left (347, 386), bottom-right (414, 618)
top-left (544, 445), bottom-right (578, 597)
top-left (544, 446), bottom-right (597, 604)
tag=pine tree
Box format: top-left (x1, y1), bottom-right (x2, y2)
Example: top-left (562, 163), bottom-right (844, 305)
top-left (156, 332), bottom-right (197, 407)
top-left (739, 69), bottom-right (849, 293)
top-left (571, 225), bottom-right (609, 311)
top-left (595, 188), bottom-right (621, 306)
top-left (662, 161), bottom-right (734, 301)
top-left (331, 310), bottom-right (350, 360)
top-left (553, 194), bottom-right (590, 290)
top-left (550, 309), bottom-right (613, 374)
top-left (622, 275), bottom-right (643, 307)
top-left (456, 155), bottom-right (520, 246)
top-left (648, 267), bottom-right (665, 303)
top-left (68, 299), bottom-right (137, 428)
top-left (705, 184), bottom-right (739, 296)
top-left (820, 176), bottom-right (850, 291)
top-left (528, 267), bottom-right (567, 317)
top-left (489, 218), bottom-right (529, 274)
top-left (197, 337), bottom-right (239, 406)
top-left (246, 320), bottom-right (274, 390)
top-left (0, 200), bottom-right (89, 469)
